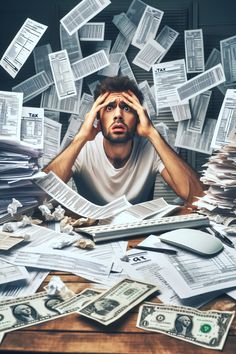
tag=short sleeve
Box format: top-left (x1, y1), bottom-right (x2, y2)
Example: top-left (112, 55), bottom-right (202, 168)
top-left (153, 152), bottom-right (165, 174)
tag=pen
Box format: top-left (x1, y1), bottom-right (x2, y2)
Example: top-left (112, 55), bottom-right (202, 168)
top-left (132, 245), bottom-right (177, 255)
top-left (207, 227), bottom-right (235, 248)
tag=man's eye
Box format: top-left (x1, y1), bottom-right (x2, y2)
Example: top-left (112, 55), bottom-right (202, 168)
top-left (123, 105), bottom-right (130, 112)
top-left (106, 105), bottom-right (113, 111)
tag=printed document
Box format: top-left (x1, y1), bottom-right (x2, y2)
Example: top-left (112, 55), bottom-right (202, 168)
top-left (60, 0), bottom-right (111, 36)
top-left (175, 118), bottom-right (216, 155)
top-left (121, 244), bottom-right (217, 308)
top-left (72, 50), bottom-right (109, 80)
top-left (152, 59), bottom-right (187, 109)
top-left (21, 107), bottom-right (44, 149)
top-left (132, 39), bottom-right (165, 71)
top-left (157, 241), bottom-right (236, 299)
top-left (185, 29), bottom-right (205, 73)
top-left (132, 5), bottom-right (164, 49)
top-left (187, 91), bottom-right (212, 134)
top-left (155, 25), bottom-right (179, 63)
top-left (12, 71), bottom-right (53, 103)
top-left (112, 13), bottom-right (136, 41)
top-left (40, 118), bottom-right (61, 167)
top-left (41, 80), bottom-right (83, 114)
top-left (79, 23), bottom-right (105, 41)
top-left (176, 64), bottom-right (226, 102)
top-left (49, 50), bottom-right (77, 100)
top-left (35, 171), bottom-right (131, 219)
top-left (59, 24), bottom-right (83, 64)
top-left (220, 35), bottom-right (236, 86)
top-left (33, 44), bottom-right (53, 80)
top-left (211, 89), bottom-right (236, 149)
top-left (0, 18), bottom-right (47, 78)
top-left (0, 91), bottom-right (23, 140)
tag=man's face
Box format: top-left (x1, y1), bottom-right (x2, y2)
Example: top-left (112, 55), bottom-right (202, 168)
top-left (99, 92), bottom-right (138, 143)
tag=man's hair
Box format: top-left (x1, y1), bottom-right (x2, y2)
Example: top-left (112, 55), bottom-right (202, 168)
top-left (94, 76), bottom-right (144, 104)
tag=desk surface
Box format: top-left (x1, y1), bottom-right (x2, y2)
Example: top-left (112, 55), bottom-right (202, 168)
top-left (0, 238), bottom-right (236, 354)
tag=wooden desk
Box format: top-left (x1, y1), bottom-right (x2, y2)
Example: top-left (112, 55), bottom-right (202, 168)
top-left (0, 274), bottom-right (235, 354)
top-left (0, 236), bottom-right (235, 353)
top-left (0, 245), bottom-right (236, 354)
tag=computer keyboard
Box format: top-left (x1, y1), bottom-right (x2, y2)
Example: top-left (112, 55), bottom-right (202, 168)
top-left (76, 213), bottom-right (210, 243)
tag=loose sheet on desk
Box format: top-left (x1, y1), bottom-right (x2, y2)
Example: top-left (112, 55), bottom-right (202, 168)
top-left (0, 270), bottom-right (48, 300)
top-left (101, 197), bottom-right (180, 225)
top-left (153, 238), bottom-right (236, 299)
top-left (35, 171), bottom-right (131, 219)
top-left (0, 259), bottom-right (29, 286)
top-left (0, 224), bottom-right (126, 286)
top-left (120, 244), bottom-right (217, 308)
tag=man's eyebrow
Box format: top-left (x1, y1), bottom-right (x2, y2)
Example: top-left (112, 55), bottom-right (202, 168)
top-left (106, 100), bottom-right (116, 106)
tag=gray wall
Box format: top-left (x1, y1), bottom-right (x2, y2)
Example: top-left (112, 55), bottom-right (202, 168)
top-left (0, 0), bottom-right (236, 201)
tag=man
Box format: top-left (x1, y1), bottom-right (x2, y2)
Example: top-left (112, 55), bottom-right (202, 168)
top-left (44, 76), bottom-right (203, 206)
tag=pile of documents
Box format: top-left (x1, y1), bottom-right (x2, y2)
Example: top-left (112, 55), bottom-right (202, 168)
top-left (194, 131), bottom-right (236, 222)
top-left (0, 138), bottom-right (44, 224)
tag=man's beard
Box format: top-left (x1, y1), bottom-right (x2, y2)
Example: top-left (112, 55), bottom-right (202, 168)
top-left (101, 123), bottom-right (137, 144)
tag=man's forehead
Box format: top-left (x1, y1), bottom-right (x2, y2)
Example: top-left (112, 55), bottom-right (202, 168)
top-left (104, 92), bottom-right (125, 102)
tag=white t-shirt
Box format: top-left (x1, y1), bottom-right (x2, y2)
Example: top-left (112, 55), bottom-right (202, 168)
top-left (73, 132), bottom-right (164, 205)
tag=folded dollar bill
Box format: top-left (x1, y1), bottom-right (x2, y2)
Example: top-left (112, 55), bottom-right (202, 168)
top-left (0, 288), bottom-right (100, 334)
top-left (137, 302), bottom-right (235, 350)
top-left (78, 278), bottom-right (159, 325)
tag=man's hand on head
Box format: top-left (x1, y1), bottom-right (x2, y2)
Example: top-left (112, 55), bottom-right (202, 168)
top-left (121, 90), bottom-right (155, 138)
top-left (78, 92), bottom-right (110, 141)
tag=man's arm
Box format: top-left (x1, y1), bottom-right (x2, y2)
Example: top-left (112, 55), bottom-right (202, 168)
top-left (43, 92), bottom-right (109, 182)
top-left (121, 90), bottom-right (204, 205)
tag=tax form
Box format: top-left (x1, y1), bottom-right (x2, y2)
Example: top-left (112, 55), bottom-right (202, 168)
top-left (0, 18), bottom-right (47, 78)
top-left (157, 240), bottom-right (236, 299)
top-left (211, 89), bottom-right (236, 149)
top-left (120, 243), bottom-right (217, 308)
top-left (35, 171), bottom-right (131, 219)
top-left (60, 0), bottom-right (111, 36)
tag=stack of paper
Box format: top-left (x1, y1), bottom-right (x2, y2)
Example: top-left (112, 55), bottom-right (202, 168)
top-left (194, 131), bottom-right (236, 221)
top-left (0, 139), bottom-right (44, 224)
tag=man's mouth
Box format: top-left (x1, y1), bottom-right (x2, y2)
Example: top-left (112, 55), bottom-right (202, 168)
top-left (111, 123), bottom-right (127, 133)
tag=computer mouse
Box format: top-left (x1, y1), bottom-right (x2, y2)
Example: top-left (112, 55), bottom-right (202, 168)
top-left (159, 228), bottom-right (224, 256)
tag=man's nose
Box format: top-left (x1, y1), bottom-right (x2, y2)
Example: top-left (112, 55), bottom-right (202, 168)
top-left (113, 105), bottom-right (123, 119)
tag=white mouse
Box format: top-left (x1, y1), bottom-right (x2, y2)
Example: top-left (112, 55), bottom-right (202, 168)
top-left (160, 228), bottom-right (224, 256)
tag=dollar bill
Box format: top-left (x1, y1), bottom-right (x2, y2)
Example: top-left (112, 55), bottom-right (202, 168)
top-left (137, 302), bottom-right (235, 350)
top-left (54, 288), bottom-right (102, 314)
top-left (78, 278), bottom-right (159, 325)
top-left (0, 289), bottom-right (101, 334)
